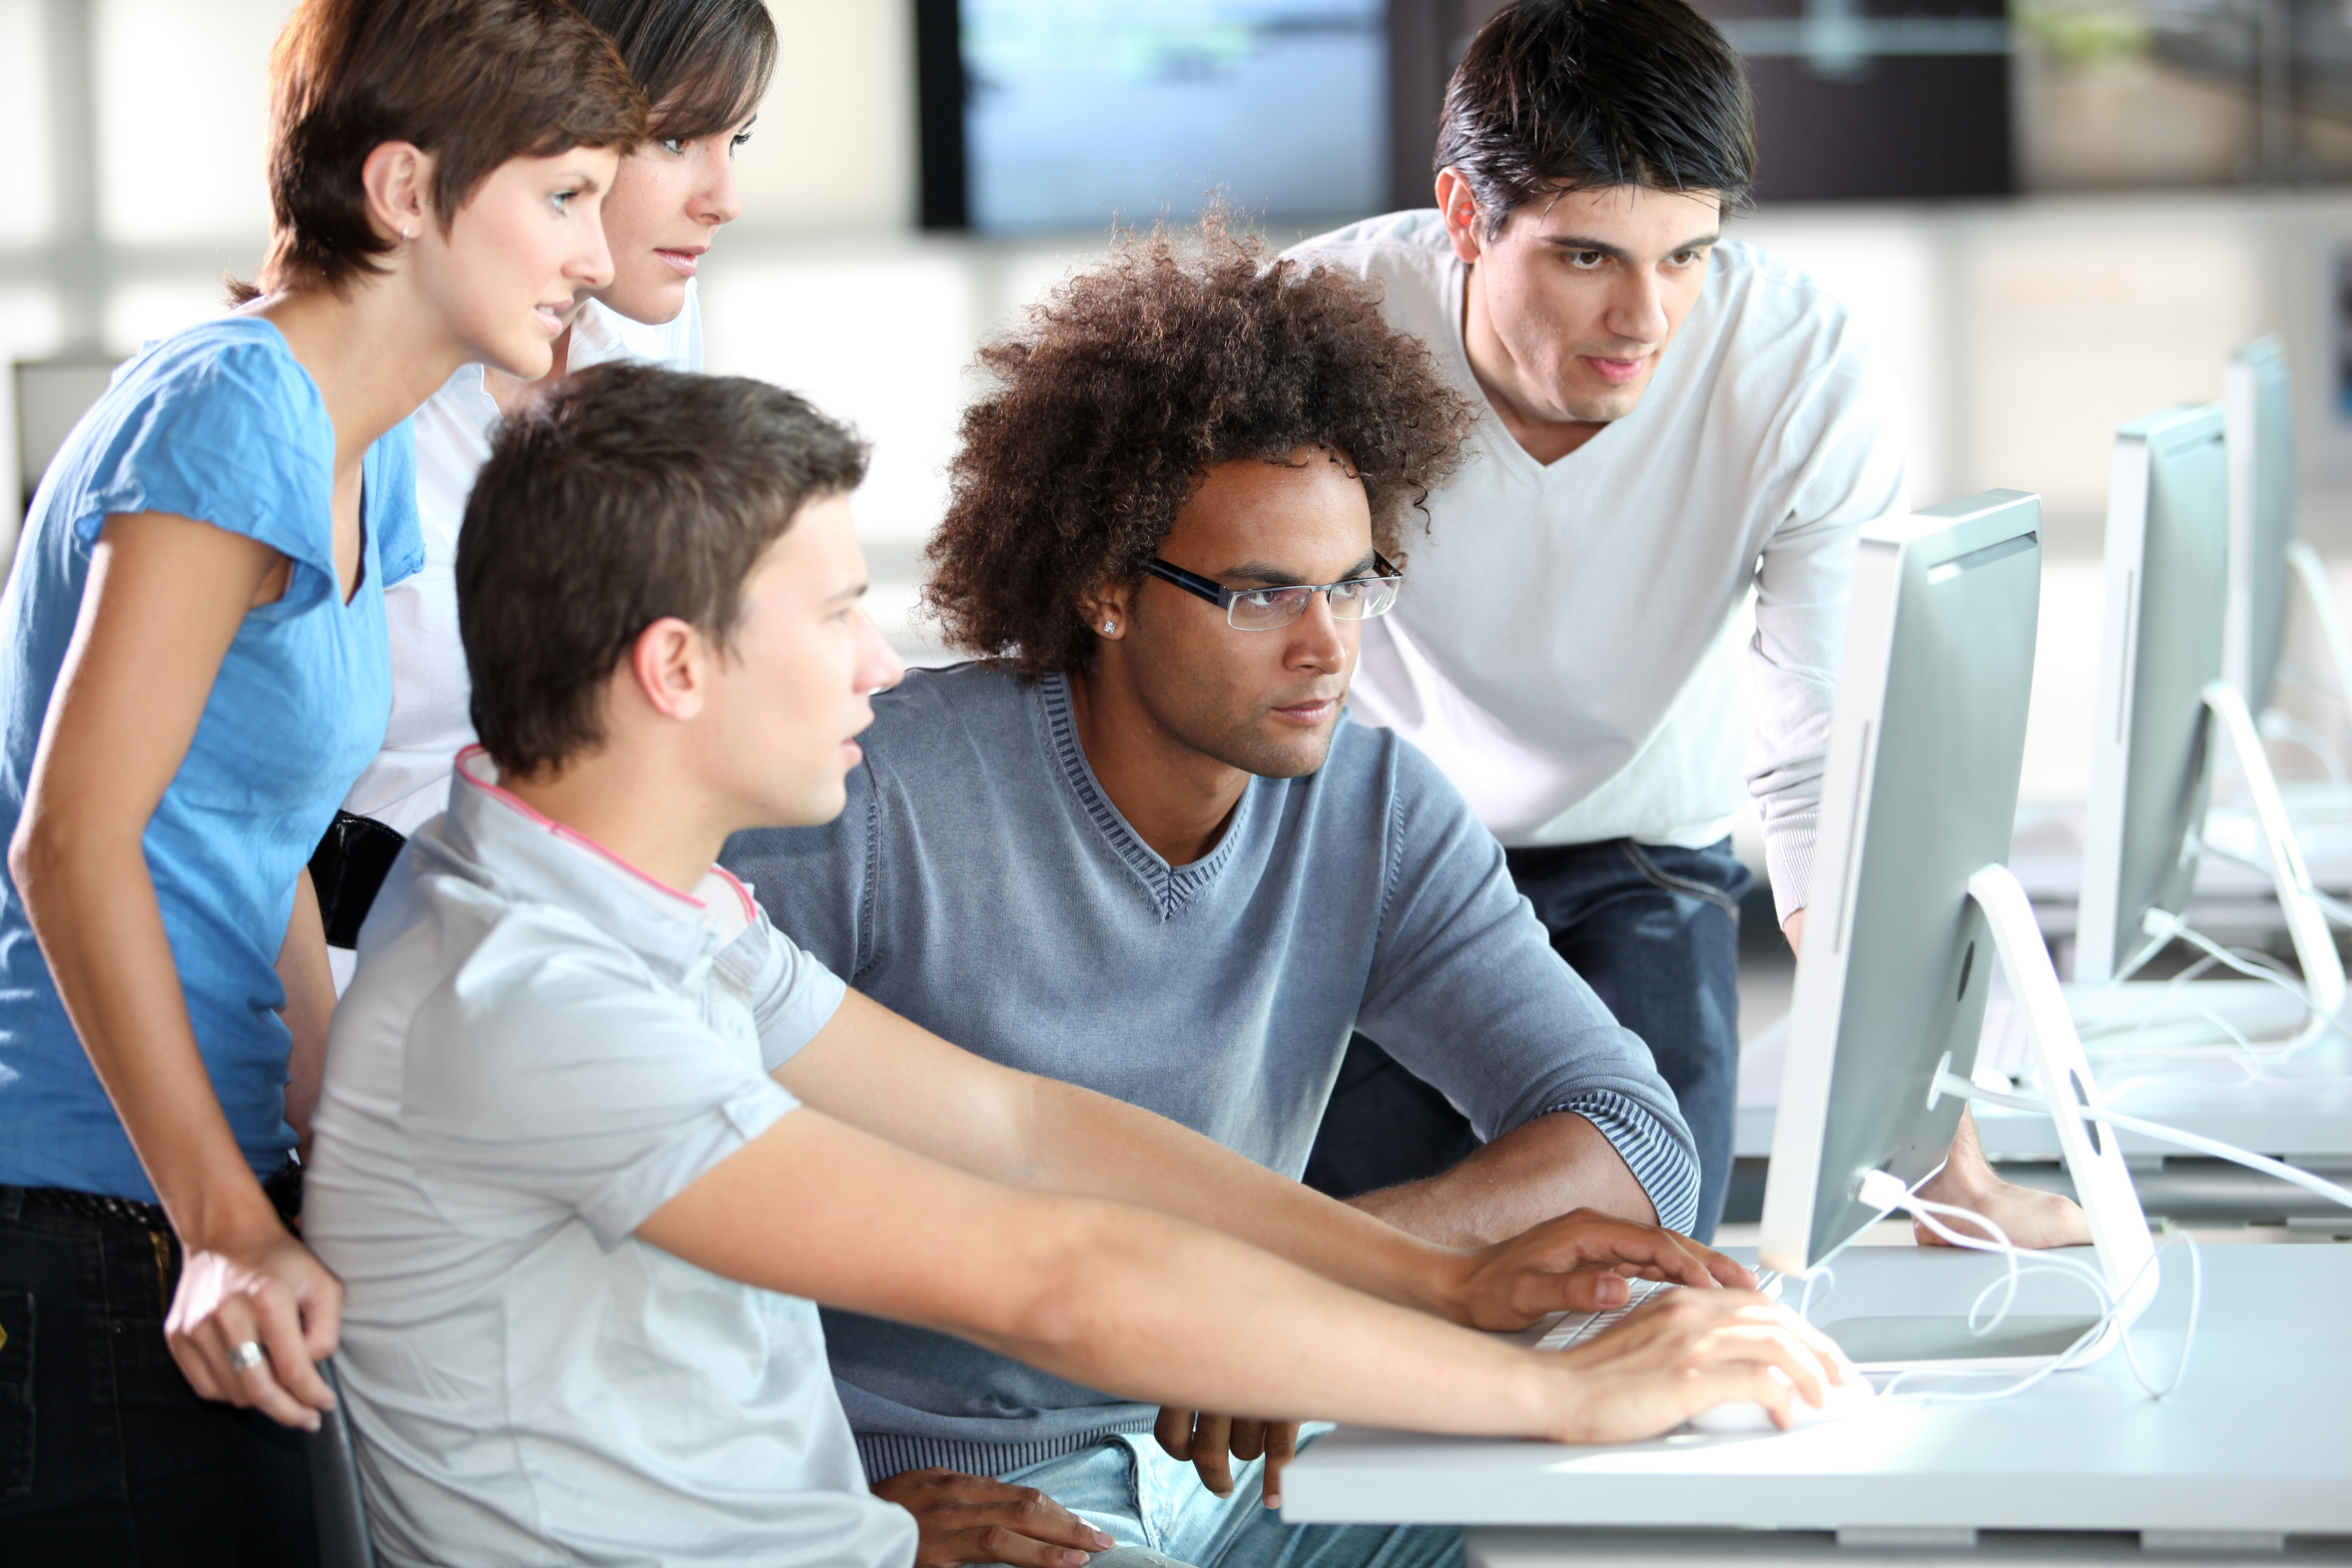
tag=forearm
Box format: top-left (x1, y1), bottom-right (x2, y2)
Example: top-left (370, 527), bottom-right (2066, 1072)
top-left (974, 1194), bottom-right (1552, 1433)
top-left (1349, 1111), bottom-right (1656, 1249)
top-left (785, 993), bottom-right (1462, 1314)
top-left (277, 868), bottom-right (334, 1154)
top-left (11, 824), bottom-right (280, 1245)
top-left (646, 1112), bottom-right (1555, 1436)
top-left (1005, 1076), bottom-right (1463, 1314)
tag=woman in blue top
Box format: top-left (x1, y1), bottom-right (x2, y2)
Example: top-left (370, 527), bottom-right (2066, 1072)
top-left (0, 0), bottom-right (644, 1556)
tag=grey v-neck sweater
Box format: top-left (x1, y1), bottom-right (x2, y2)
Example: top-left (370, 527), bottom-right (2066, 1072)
top-left (724, 662), bottom-right (1695, 1483)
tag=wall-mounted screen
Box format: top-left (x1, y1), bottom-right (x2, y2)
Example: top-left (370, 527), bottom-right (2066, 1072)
top-left (921, 1), bottom-right (1390, 235)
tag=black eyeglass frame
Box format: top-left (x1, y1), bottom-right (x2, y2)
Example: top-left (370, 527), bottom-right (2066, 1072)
top-left (1141, 552), bottom-right (1405, 630)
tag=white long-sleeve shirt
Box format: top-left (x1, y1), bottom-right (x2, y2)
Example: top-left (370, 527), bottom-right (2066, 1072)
top-left (1288, 213), bottom-right (1905, 919)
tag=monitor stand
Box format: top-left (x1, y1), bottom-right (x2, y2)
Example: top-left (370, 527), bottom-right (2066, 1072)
top-left (1811, 864), bottom-right (2160, 1375)
top-left (2068, 678), bottom-right (2344, 1053)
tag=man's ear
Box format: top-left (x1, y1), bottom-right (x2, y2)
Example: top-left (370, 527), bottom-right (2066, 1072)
top-left (359, 140), bottom-right (436, 249)
top-left (1435, 169), bottom-right (1486, 266)
top-left (1076, 579), bottom-right (1138, 643)
top-left (627, 616), bottom-right (710, 722)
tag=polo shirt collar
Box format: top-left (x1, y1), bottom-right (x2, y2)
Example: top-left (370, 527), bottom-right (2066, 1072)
top-left (433, 747), bottom-right (759, 989)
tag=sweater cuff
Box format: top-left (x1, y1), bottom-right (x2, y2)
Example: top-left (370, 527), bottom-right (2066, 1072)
top-left (1542, 1090), bottom-right (1700, 1237)
top-left (1762, 806), bottom-right (1818, 927)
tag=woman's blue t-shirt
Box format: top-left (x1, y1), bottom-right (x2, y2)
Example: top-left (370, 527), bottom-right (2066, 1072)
top-left (0, 315), bottom-right (421, 1202)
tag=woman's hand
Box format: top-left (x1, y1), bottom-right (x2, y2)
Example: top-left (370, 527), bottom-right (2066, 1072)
top-left (1542, 1289), bottom-right (1857, 1442)
top-left (166, 1213), bottom-right (344, 1431)
top-left (1441, 1208), bottom-right (1757, 1331)
top-left (1153, 1407), bottom-right (1300, 1506)
top-left (871, 1467), bottom-right (1115, 1568)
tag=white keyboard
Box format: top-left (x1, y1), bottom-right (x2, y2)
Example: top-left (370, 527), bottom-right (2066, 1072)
top-left (1529, 1271), bottom-right (1784, 1352)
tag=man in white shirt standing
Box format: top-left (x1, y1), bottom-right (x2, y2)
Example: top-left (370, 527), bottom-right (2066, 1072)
top-left (1292, 0), bottom-right (2082, 1247)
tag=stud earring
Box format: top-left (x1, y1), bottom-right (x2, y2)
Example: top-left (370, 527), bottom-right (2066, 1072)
top-left (1102, 621), bottom-right (1115, 633)
top-left (400, 226), bottom-right (414, 241)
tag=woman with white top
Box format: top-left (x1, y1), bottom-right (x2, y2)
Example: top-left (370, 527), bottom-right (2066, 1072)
top-left (316, 0), bottom-right (776, 965)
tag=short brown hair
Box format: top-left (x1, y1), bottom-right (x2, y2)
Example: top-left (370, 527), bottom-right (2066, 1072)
top-left (458, 364), bottom-right (869, 778)
top-left (259, 0), bottom-right (648, 295)
top-left (573, 0), bottom-right (779, 142)
top-left (1437, 0), bottom-right (1756, 236)
top-left (923, 220), bottom-right (1473, 677)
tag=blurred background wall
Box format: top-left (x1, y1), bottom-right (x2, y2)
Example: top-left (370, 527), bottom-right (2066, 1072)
top-left (8, 0), bottom-right (2352, 808)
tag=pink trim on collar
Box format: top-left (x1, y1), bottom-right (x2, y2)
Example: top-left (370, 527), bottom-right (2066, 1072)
top-left (707, 865), bottom-right (759, 925)
top-left (453, 746), bottom-right (708, 911)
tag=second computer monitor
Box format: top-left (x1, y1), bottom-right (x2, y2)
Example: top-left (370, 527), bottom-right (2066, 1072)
top-left (2075, 404), bottom-right (2227, 986)
top-left (1761, 491), bottom-right (2043, 1276)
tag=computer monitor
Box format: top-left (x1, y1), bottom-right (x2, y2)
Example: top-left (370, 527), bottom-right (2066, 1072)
top-left (2074, 404), bottom-right (2340, 1011)
top-left (2223, 336), bottom-right (2293, 716)
top-left (1760, 490), bottom-right (2158, 1365)
top-left (2076, 405), bottom-right (2226, 986)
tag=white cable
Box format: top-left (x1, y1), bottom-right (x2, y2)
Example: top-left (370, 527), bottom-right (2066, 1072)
top-left (1954, 1079), bottom-right (2352, 1212)
top-left (2128, 908), bottom-right (2343, 1056)
top-left (1849, 1170), bottom-right (2201, 1405)
top-left (2199, 838), bottom-right (2352, 943)
top-left (1795, 1263), bottom-right (1837, 1323)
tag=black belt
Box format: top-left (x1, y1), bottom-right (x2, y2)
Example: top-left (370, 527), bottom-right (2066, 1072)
top-left (309, 810), bottom-right (406, 949)
top-left (3, 1161), bottom-right (303, 1231)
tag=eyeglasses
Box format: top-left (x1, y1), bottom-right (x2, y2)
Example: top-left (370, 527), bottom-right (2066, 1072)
top-left (1142, 553), bottom-right (1405, 631)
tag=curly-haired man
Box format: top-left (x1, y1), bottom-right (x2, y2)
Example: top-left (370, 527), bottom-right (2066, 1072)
top-left (723, 225), bottom-right (1720, 1568)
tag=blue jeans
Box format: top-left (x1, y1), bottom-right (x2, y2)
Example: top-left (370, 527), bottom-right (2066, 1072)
top-left (1001, 1428), bottom-right (1460, 1568)
top-left (1304, 837), bottom-right (1748, 1243)
top-left (0, 1186), bottom-right (317, 1566)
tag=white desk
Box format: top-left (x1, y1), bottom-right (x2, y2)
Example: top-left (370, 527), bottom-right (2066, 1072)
top-left (1284, 1245), bottom-right (2352, 1555)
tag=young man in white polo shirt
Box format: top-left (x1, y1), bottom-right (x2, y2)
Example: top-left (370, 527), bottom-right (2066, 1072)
top-left (1290, 0), bottom-right (2083, 1247)
top-left (302, 364), bottom-right (1850, 1568)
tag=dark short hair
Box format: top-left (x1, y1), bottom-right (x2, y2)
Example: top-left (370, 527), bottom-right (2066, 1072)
top-left (923, 218), bottom-right (1473, 677)
top-left (1436, 0), bottom-right (1756, 235)
top-left (571, 0), bottom-right (779, 142)
top-left (258, 0), bottom-right (648, 295)
top-left (458, 364), bottom-right (870, 777)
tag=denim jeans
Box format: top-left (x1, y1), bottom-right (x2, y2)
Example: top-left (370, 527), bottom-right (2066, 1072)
top-left (1000, 1427), bottom-right (1460, 1568)
top-left (0, 1186), bottom-right (318, 1566)
top-left (1305, 837), bottom-right (1749, 1243)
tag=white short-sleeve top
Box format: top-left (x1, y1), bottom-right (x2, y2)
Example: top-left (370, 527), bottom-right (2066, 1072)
top-left (340, 285), bottom-right (704, 836)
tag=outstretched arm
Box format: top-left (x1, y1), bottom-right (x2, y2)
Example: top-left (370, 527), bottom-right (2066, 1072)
top-left (777, 990), bottom-right (1749, 1330)
top-left (636, 1098), bottom-right (1852, 1446)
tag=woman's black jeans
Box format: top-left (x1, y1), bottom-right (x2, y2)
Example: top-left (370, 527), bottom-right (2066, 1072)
top-left (0, 1184), bottom-right (317, 1566)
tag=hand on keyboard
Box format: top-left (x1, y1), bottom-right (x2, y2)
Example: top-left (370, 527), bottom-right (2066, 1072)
top-left (1444, 1208), bottom-right (1762, 1332)
top-left (1533, 1271), bottom-right (1783, 1352)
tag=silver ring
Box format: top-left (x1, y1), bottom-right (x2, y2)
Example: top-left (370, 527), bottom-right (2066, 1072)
top-left (230, 1339), bottom-right (267, 1373)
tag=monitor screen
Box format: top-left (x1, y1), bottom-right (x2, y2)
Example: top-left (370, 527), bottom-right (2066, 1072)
top-left (950, 2), bottom-right (1389, 235)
